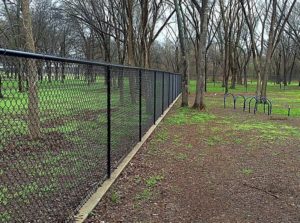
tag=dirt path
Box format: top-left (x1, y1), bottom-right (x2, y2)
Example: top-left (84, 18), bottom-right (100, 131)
top-left (85, 95), bottom-right (300, 223)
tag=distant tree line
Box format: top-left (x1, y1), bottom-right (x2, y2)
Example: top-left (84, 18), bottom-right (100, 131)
top-left (0, 0), bottom-right (299, 135)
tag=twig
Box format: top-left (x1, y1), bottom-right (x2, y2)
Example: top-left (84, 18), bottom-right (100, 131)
top-left (242, 182), bottom-right (280, 199)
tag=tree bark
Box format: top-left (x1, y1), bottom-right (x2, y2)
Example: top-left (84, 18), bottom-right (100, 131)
top-left (192, 0), bottom-right (209, 110)
top-left (21, 0), bottom-right (41, 139)
top-left (174, 0), bottom-right (189, 107)
top-left (260, 0), bottom-right (277, 99)
top-left (0, 76), bottom-right (4, 99)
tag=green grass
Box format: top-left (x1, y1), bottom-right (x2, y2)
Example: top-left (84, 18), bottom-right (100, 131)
top-left (110, 191), bottom-right (121, 204)
top-left (1, 75), bottom-right (299, 221)
top-left (189, 80), bottom-right (300, 117)
top-left (205, 135), bottom-right (223, 146)
top-left (175, 152), bottom-right (188, 161)
top-left (0, 211), bottom-right (11, 222)
top-left (241, 168), bottom-right (254, 176)
top-left (165, 107), bottom-right (215, 125)
top-left (145, 175), bottom-right (164, 188)
top-left (135, 189), bottom-right (152, 201)
top-left (233, 121), bottom-right (300, 140)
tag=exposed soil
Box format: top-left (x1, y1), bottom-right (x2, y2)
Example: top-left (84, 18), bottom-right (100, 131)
top-left (1, 109), bottom-right (110, 222)
top-left (85, 94), bottom-right (300, 223)
top-left (2, 106), bottom-right (149, 222)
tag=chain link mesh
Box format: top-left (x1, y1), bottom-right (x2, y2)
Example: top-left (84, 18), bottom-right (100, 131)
top-left (0, 51), bottom-right (181, 222)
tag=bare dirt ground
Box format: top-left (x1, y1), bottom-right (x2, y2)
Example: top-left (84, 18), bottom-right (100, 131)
top-left (85, 94), bottom-right (300, 223)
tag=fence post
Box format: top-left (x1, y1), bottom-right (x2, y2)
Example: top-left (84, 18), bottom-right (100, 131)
top-left (170, 74), bottom-right (173, 102)
top-left (168, 73), bottom-right (170, 106)
top-left (139, 69), bottom-right (142, 141)
top-left (106, 65), bottom-right (111, 179)
top-left (154, 71), bottom-right (157, 124)
top-left (174, 75), bottom-right (176, 99)
top-left (173, 74), bottom-right (175, 101)
top-left (162, 72), bottom-right (164, 114)
top-left (176, 75), bottom-right (178, 96)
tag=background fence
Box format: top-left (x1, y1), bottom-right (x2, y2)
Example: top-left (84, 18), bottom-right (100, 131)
top-left (0, 49), bottom-right (181, 222)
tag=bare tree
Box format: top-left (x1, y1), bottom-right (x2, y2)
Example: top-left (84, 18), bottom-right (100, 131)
top-left (174, 0), bottom-right (188, 107)
top-left (240, 0), bottom-right (297, 98)
top-left (191, 0), bottom-right (209, 110)
top-left (21, 0), bottom-right (40, 139)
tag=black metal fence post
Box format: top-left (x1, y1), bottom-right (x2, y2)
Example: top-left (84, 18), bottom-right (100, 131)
top-left (173, 75), bottom-right (175, 101)
top-left (154, 71), bottom-right (157, 124)
top-left (162, 72), bottom-right (164, 114)
top-left (168, 73), bottom-right (171, 106)
top-left (175, 75), bottom-right (177, 97)
top-left (106, 65), bottom-right (111, 179)
top-left (139, 69), bottom-right (142, 141)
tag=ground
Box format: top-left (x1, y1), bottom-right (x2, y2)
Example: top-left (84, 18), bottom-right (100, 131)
top-left (1, 79), bottom-right (299, 222)
top-left (85, 91), bottom-right (300, 223)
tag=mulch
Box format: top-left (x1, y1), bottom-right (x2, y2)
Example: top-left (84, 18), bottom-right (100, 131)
top-left (85, 94), bottom-right (300, 223)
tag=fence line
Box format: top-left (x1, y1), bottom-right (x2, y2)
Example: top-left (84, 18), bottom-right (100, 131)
top-left (0, 49), bottom-right (181, 222)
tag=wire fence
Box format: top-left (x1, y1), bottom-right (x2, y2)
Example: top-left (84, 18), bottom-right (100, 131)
top-left (0, 49), bottom-right (181, 222)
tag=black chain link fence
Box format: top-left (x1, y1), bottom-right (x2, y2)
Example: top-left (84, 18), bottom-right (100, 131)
top-left (0, 49), bottom-right (181, 222)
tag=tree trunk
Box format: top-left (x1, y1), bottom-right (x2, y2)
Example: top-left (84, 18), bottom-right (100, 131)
top-left (174, 0), bottom-right (189, 107)
top-left (260, 0), bottom-right (277, 99)
top-left (193, 0), bottom-right (208, 110)
top-left (21, 0), bottom-right (40, 139)
top-left (126, 0), bottom-right (137, 104)
top-left (0, 76), bottom-right (4, 99)
top-left (17, 62), bottom-right (24, 93)
top-left (46, 61), bottom-right (52, 83)
top-left (118, 69), bottom-right (124, 105)
top-left (288, 53), bottom-right (296, 84)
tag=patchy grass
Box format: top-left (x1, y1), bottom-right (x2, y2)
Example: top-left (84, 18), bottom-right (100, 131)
top-left (205, 135), bottom-right (224, 146)
top-left (175, 152), bottom-right (188, 161)
top-left (233, 122), bottom-right (300, 140)
top-left (110, 191), bottom-right (121, 204)
top-left (241, 168), bottom-right (254, 176)
top-left (84, 90), bottom-right (300, 222)
top-left (165, 107), bottom-right (215, 125)
top-left (0, 211), bottom-right (11, 222)
top-left (145, 175), bottom-right (164, 188)
top-left (187, 143), bottom-right (193, 149)
top-left (135, 189), bottom-right (152, 201)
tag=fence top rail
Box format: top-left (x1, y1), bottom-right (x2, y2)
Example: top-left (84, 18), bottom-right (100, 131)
top-left (0, 48), bottom-right (181, 76)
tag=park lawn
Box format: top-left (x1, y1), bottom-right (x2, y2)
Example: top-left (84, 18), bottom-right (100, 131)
top-left (85, 93), bottom-right (300, 222)
top-left (189, 80), bottom-right (300, 117)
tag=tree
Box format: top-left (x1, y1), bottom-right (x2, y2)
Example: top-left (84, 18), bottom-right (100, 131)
top-left (240, 0), bottom-right (297, 98)
top-left (21, 0), bottom-right (40, 139)
top-left (191, 0), bottom-right (209, 110)
top-left (174, 0), bottom-right (189, 107)
top-left (0, 75), bottom-right (3, 98)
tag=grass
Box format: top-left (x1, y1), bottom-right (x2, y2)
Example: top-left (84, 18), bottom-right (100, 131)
top-left (1, 75), bottom-right (299, 221)
top-left (187, 143), bottom-right (193, 149)
top-left (145, 175), bottom-right (164, 188)
top-left (175, 152), bottom-right (188, 161)
top-left (165, 107), bottom-right (215, 125)
top-left (110, 191), bottom-right (121, 204)
top-left (233, 122), bottom-right (300, 140)
top-left (205, 135), bottom-right (223, 146)
top-left (135, 189), bottom-right (152, 201)
top-left (241, 168), bottom-right (254, 176)
top-left (189, 80), bottom-right (300, 117)
top-left (134, 174), bottom-right (164, 203)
